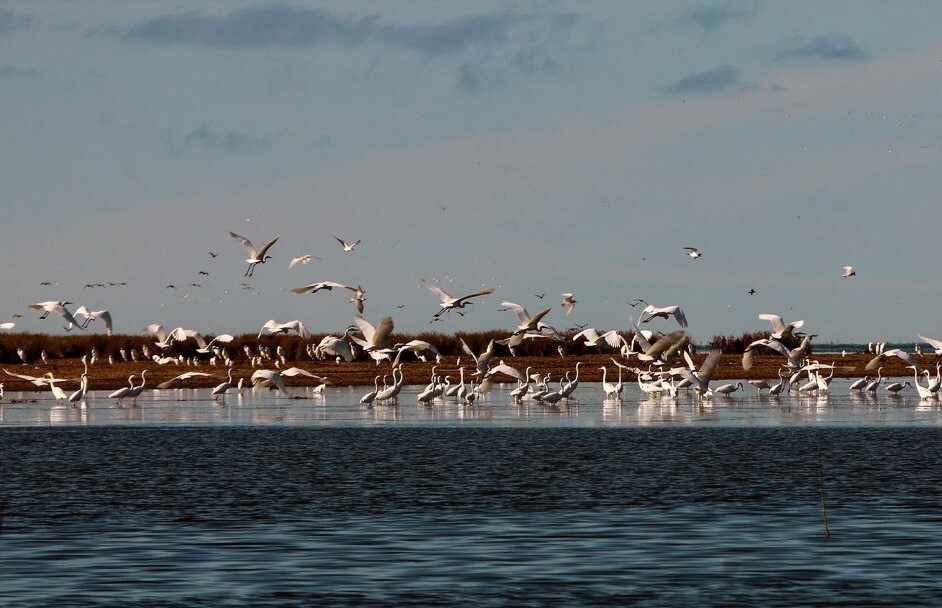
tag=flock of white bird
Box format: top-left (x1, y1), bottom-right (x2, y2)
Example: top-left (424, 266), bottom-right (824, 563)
top-left (8, 232), bottom-right (922, 408)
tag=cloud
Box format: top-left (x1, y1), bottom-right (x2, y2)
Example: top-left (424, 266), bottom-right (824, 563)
top-left (121, 5), bottom-right (583, 93)
top-left (0, 7), bottom-right (34, 36)
top-left (773, 35), bottom-right (869, 62)
top-left (182, 123), bottom-right (271, 155)
top-left (121, 5), bottom-right (579, 56)
top-left (674, 5), bottom-right (757, 32)
top-left (0, 65), bottom-right (39, 78)
top-left (661, 65), bottom-right (747, 95)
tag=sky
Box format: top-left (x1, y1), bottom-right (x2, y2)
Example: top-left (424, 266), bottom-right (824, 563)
top-left (1, 1), bottom-right (941, 345)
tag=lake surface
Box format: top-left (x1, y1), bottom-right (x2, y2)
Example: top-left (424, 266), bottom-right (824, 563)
top-left (3, 380), bottom-right (942, 606)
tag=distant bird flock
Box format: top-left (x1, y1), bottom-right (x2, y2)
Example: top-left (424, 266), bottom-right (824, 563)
top-left (3, 236), bottom-right (929, 408)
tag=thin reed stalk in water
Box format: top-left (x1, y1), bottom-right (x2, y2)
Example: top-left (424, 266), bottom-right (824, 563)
top-left (816, 442), bottom-right (830, 539)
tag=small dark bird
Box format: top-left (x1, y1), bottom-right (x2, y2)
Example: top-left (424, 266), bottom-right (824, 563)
top-left (748, 289), bottom-right (756, 295)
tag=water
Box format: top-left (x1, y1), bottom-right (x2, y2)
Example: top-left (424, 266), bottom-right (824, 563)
top-left (3, 380), bottom-right (942, 606)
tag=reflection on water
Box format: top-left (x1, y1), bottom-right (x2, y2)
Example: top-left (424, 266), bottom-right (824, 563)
top-left (3, 377), bottom-right (942, 427)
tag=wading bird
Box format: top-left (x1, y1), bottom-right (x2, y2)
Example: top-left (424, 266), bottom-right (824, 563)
top-left (230, 231), bottom-right (280, 277)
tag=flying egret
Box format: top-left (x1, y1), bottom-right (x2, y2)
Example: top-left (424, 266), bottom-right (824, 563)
top-left (74, 306), bottom-right (113, 335)
top-left (632, 299), bottom-right (688, 328)
top-left (29, 301), bottom-right (82, 329)
top-left (758, 313), bottom-right (805, 340)
top-left (288, 254), bottom-right (320, 270)
top-left (420, 279), bottom-right (494, 318)
top-left (230, 231), bottom-right (280, 277)
top-left (350, 316), bottom-right (395, 362)
top-left (258, 319), bottom-right (310, 339)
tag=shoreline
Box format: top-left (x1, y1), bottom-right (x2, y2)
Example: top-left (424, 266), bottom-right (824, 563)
top-left (0, 352), bottom-right (928, 392)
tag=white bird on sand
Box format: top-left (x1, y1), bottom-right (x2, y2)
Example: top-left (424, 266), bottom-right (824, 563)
top-left (841, 266), bottom-right (856, 278)
top-left (333, 236), bottom-right (361, 252)
top-left (683, 247), bottom-right (702, 259)
top-left (420, 279), bottom-right (494, 318)
top-left (29, 301), bottom-right (82, 329)
top-left (560, 293), bottom-right (577, 316)
top-left (74, 306), bottom-right (113, 335)
top-left (0, 322), bottom-right (14, 330)
top-left (230, 231), bottom-right (280, 277)
top-left (288, 254), bottom-right (320, 270)
top-left (258, 319), bottom-right (310, 339)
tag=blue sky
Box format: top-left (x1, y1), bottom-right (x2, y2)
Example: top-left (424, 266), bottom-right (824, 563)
top-left (2, 1), bottom-right (941, 344)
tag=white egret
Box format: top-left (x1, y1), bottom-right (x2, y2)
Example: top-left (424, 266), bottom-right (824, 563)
top-left (360, 375), bottom-right (381, 406)
top-left (74, 307), bottom-right (113, 335)
top-left (758, 313), bottom-right (805, 340)
top-left (29, 301), bottom-right (82, 329)
top-left (288, 254), bottom-right (319, 270)
top-left (258, 319), bottom-right (310, 339)
top-left (420, 279), bottom-right (494, 318)
top-left (46, 372), bottom-right (67, 401)
top-left (230, 231), bottom-right (280, 277)
top-left (212, 369), bottom-right (237, 402)
top-left (632, 299), bottom-right (688, 328)
top-left (109, 375), bottom-right (136, 404)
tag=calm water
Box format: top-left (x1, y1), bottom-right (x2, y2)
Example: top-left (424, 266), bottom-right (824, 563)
top-left (3, 380), bottom-right (942, 606)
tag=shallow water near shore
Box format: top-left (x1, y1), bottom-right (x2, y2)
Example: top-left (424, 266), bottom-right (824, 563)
top-left (3, 380), bottom-right (942, 606)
